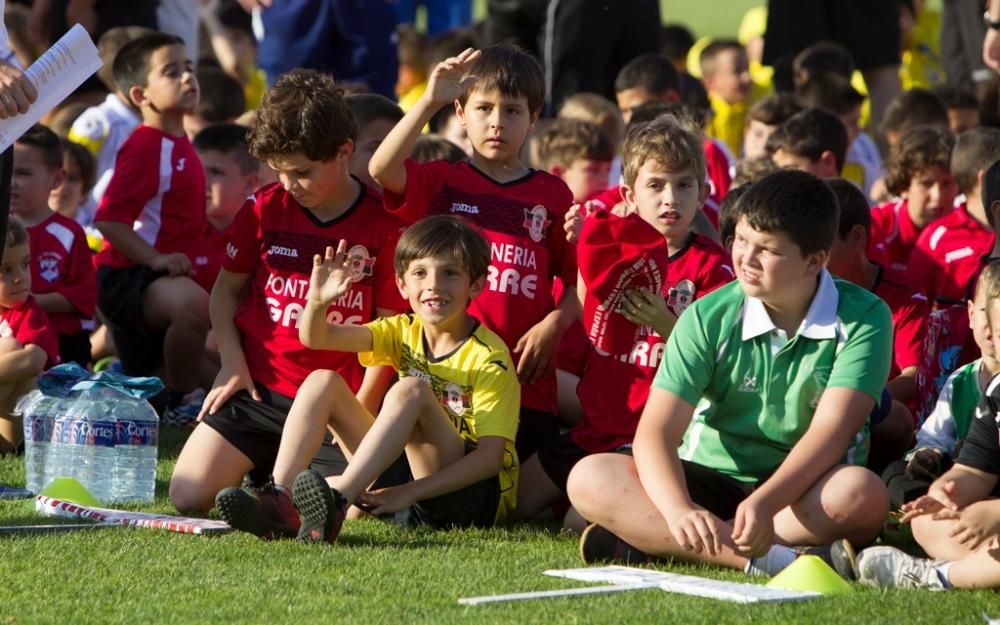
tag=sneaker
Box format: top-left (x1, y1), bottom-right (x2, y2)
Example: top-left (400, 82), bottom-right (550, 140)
top-left (579, 524), bottom-right (657, 565)
top-left (162, 389), bottom-right (206, 427)
top-left (215, 479), bottom-right (300, 539)
top-left (293, 469), bottom-right (347, 545)
top-left (795, 538), bottom-right (858, 581)
top-left (857, 546), bottom-right (949, 590)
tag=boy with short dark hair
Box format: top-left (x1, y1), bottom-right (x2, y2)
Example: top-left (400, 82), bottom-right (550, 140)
top-left (217, 215), bottom-right (520, 542)
top-left (169, 69), bottom-right (405, 514)
top-left (12, 125), bottom-right (96, 367)
top-left (879, 88), bottom-right (950, 148)
top-left (94, 33), bottom-right (213, 417)
top-left (515, 115), bottom-right (733, 522)
top-left (536, 118), bottom-right (614, 203)
top-left (370, 46), bottom-right (578, 461)
top-left (700, 40), bottom-right (756, 156)
top-left (933, 85), bottom-right (981, 136)
top-left (183, 67), bottom-right (246, 139)
top-left (191, 122), bottom-right (261, 293)
top-left (766, 107), bottom-right (848, 178)
top-left (345, 94), bottom-right (405, 193)
top-left (568, 169), bottom-right (892, 580)
top-left (908, 128), bottom-right (1000, 306)
top-left (614, 53), bottom-right (680, 125)
top-left (0, 219), bottom-right (59, 453)
top-left (742, 93), bottom-right (801, 160)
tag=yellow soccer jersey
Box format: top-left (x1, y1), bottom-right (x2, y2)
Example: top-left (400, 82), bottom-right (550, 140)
top-left (359, 314), bottom-right (521, 521)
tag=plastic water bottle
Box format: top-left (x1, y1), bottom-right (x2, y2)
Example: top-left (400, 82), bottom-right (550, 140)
top-left (112, 396), bottom-right (158, 503)
top-left (16, 392), bottom-right (53, 494)
top-left (57, 389), bottom-right (117, 502)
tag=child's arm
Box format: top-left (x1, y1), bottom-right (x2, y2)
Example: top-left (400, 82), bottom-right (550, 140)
top-left (356, 436), bottom-right (507, 514)
top-left (199, 268), bottom-right (258, 418)
top-left (33, 293), bottom-right (75, 314)
top-left (633, 387), bottom-right (733, 555)
top-left (514, 282), bottom-right (578, 384)
top-left (731, 387), bottom-right (876, 556)
top-left (353, 305), bottom-right (400, 414)
top-left (0, 339), bottom-right (46, 383)
top-left (901, 464), bottom-right (999, 521)
top-left (299, 242), bottom-right (374, 353)
top-left (369, 48), bottom-right (480, 195)
top-left (95, 221), bottom-right (192, 277)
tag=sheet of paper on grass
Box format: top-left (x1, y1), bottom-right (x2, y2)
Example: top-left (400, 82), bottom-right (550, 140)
top-left (36, 495), bottom-right (231, 535)
top-left (0, 24), bottom-right (102, 151)
top-left (458, 566), bottom-right (820, 605)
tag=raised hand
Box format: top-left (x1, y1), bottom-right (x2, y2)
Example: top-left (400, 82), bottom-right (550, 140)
top-left (308, 240), bottom-right (354, 307)
top-left (425, 48), bottom-right (481, 106)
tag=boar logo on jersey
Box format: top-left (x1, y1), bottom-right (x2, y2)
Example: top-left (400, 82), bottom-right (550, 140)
top-left (666, 280), bottom-right (696, 315)
top-left (38, 252), bottom-right (61, 283)
top-left (443, 382), bottom-right (470, 417)
top-left (346, 245), bottom-right (375, 282)
top-left (522, 205), bottom-right (550, 243)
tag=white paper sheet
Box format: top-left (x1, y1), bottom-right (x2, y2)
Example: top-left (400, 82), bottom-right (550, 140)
top-left (0, 24), bottom-right (102, 151)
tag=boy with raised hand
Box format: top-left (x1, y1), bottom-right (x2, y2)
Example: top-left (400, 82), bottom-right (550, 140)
top-left (567, 170), bottom-right (892, 580)
top-left (217, 215), bottom-right (520, 543)
top-left (12, 125), bottom-right (96, 368)
top-left (515, 115), bottom-right (733, 523)
top-left (858, 262), bottom-right (1000, 591)
top-left (93, 33), bottom-right (213, 420)
top-left (369, 45), bottom-right (577, 461)
top-left (169, 69), bottom-right (405, 515)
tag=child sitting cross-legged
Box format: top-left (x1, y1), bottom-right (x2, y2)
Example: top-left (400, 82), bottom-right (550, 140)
top-left (216, 215), bottom-right (520, 543)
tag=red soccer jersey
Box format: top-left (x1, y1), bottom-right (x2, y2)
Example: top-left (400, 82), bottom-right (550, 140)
top-left (192, 221), bottom-right (229, 293)
top-left (94, 125), bottom-right (207, 269)
top-left (703, 137), bottom-right (731, 206)
top-left (225, 181), bottom-right (405, 398)
top-left (872, 265), bottom-right (929, 379)
top-left (869, 199), bottom-right (923, 273)
top-left (571, 233), bottom-right (734, 452)
top-left (383, 159), bottom-right (576, 413)
top-left (27, 213), bottom-right (96, 336)
top-left (907, 203), bottom-right (995, 306)
top-left (0, 296), bottom-right (59, 368)
top-left (589, 185), bottom-right (623, 211)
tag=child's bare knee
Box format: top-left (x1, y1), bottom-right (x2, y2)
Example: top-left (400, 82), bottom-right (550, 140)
top-left (824, 466), bottom-right (889, 526)
top-left (0, 336), bottom-right (23, 353)
top-left (386, 376), bottom-right (433, 403)
top-left (567, 454), bottom-right (616, 514)
top-left (168, 477), bottom-right (213, 515)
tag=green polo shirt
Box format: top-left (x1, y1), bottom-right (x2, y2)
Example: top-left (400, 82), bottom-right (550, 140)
top-left (653, 270), bottom-right (893, 483)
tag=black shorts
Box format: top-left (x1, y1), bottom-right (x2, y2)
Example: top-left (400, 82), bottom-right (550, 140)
top-left (618, 448), bottom-right (756, 521)
top-left (535, 430), bottom-right (591, 492)
top-left (515, 408), bottom-right (561, 462)
top-left (370, 441), bottom-right (501, 529)
top-left (96, 265), bottom-right (164, 376)
top-left (200, 384), bottom-right (348, 486)
top-left (58, 331), bottom-right (91, 368)
top-left (762, 0), bottom-right (901, 71)
top-left (869, 388), bottom-right (892, 427)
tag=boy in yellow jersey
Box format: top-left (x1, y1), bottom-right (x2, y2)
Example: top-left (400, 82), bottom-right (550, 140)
top-left (216, 215), bottom-right (520, 544)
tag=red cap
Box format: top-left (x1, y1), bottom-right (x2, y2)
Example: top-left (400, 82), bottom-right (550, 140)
top-left (578, 209), bottom-right (669, 357)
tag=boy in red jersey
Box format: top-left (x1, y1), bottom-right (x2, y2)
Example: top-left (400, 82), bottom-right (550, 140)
top-left (907, 128), bottom-right (1000, 306)
top-left (515, 115), bottom-right (733, 523)
top-left (826, 179), bottom-right (926, 470)
top-left (869, 126), bottom-right (957, 274)
top-left (11, 126), bottom-right (96, 367)
top-left (765, 108), bottom-right (848, 180)
top-left (169, 69), bottom-right (405, 514)
top-left (93, 33), bottom-right (212, 414)
top-left (536, 118), bottom-right (614, 204)
top-left (191, 123), bottom-right (262, 293)
top-left (369, 45), bottom-right (576, 460)
top-left (0, 219), bottom-right (59, 453)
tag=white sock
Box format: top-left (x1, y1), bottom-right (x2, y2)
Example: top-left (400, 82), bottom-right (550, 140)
top-left (744, 545), bottom-right (797, 577)
top-left (934, 561), bottom-right (954, 588)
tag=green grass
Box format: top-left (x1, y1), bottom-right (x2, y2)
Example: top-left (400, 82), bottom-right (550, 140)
top-left (1, 428), bottom-right (998, 625)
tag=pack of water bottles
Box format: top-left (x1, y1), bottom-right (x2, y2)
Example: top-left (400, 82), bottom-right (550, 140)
top-left (16, 364), bottom-right (165, 503)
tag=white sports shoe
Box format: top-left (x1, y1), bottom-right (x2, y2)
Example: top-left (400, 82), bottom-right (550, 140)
top-left (857, 546), bottom-right (949, 590)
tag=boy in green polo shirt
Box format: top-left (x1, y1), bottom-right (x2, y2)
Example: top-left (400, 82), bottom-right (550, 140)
top-left (567, 169), bottom-right (893, 579)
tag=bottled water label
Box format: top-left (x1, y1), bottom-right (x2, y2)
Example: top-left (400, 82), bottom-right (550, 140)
top-left (116, 420), bottom-right (157, 447)
top-left (69, 420), bottom-right (116, 447)
top-left (27, 413), bottom-right (53, 443)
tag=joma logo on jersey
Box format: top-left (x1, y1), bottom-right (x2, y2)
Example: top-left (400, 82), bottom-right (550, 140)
top-left (268, 245), bottom-right (298, 258)
top-left (226, 242), bottom-right (238, 259)
top-left (450, 202), bottom-right (479, 215)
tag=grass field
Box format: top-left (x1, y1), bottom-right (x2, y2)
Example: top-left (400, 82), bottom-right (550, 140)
top-left (2, 427), bottom-right (999, 624)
